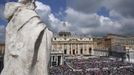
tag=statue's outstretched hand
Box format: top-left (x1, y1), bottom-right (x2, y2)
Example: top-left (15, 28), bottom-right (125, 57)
top-left (18, 0), bottom-right (36, 10)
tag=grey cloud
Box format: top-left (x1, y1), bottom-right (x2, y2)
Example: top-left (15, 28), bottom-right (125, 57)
top-left (67, 0), bottom-right (134, 18)
top-left (104, 0), bottom-right (134, 36)
top-left (65, 8), bottom-right (122, 36)
top-left (119, 18), bottom-right (134, 35)
top-left (67, 0), bottom-right (102, 14)
top-left (65, 0), bottom-right (134, 36)
top-left (65, 8), bottom-right (100, 28)
top-left (103, 0), bottom-right (134, 18)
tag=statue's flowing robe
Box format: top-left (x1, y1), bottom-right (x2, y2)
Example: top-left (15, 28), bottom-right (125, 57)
top-left (1, 2), bottom-right (53, 75)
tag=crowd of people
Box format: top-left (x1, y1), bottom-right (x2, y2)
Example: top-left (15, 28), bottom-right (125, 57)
top-left (49, 57), bottom-right (134, 75)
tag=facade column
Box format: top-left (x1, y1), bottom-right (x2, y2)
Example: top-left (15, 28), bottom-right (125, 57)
top-left (60, 55), bottom-right (63, 65)
top-left (71, 43), bottom-right (72, 55)
top-left (67, 44), bottom-right (70, 55)
top-left (69, 43), bottom-right (71, 55)
top-left (78, 44), bottom-right (80, 55)
top-left (75, 43), bottom-right (77, 55)
top-left (83, 43), bottom-right (84, 55)
top-left (91, 45), bottom-right (94, 55)
top-left (76, 43), bottom-right (78, 55)
top-left (66, 44), bottom-right (68, 55)
top-left (86, 44), bottom-right (88, 55)
top-left (62, 44), bottom-right (64, 52)
top-left (56, 56), bottom-right (58, 66)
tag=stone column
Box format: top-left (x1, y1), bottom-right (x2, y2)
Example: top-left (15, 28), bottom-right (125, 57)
top-left (83, 43), bottom-right (84, 55)
top-left (60, 56), bottom-right (63, 65)
top-left (78, 44), bottom-right (80, 55)
top-left (62, 44), bottom-right (64, 52)
top-left (70, 43), bottom-right (72, 55)
top-left (67, 44), bottom-right (69, 55)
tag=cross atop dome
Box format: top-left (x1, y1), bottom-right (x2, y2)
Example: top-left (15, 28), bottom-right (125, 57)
top-left (61, 22), bottom-right (68, 32)
top-left (59, 22), bottom-right (71, 37)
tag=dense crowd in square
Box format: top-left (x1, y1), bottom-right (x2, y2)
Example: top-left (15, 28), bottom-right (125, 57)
top-left (49, 57), bottom-right (134, 75)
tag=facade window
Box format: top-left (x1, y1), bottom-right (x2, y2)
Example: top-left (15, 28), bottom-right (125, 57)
top-left (54, 37), bottom-right (56, 40)
top-left (51, 56), bottom-right (57, 66)
top-left (58, 56), bottom-right (61, 66)
top-left (73, 49), bottom-right (75, 55)
top-left (89, 48), bottom-right (92, 54)
top-left (52, 56), bottom-right (55, 61)
top-left (64, 49), bottom-right (67, 54)
top-left (80, 48), bottom-right (83, 54)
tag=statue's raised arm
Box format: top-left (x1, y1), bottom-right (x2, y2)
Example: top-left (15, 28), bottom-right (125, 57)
top-left (18, 0), bottom-right (34, 4)
top-left (18, 0), bottom-right (36, 9)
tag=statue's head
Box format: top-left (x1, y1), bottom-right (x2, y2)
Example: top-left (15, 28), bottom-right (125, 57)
top-left (4, 2), bottom-right (23, 21)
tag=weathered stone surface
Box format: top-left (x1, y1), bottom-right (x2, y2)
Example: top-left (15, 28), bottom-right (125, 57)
top-left (1, 2), bottom-right (53, 75)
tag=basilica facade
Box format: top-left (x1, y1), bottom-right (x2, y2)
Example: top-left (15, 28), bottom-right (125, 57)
top-left (50, 31), bottom-right (94, 66)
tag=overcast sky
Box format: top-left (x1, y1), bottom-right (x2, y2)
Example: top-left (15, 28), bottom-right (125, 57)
top-left (0, 0), bottom-right (134, 42)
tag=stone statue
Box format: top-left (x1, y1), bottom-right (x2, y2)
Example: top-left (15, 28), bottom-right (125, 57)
top-left (1, 0), bottom-right (53, 75)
